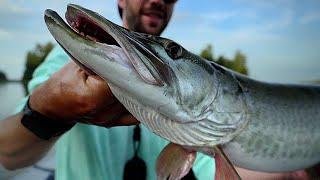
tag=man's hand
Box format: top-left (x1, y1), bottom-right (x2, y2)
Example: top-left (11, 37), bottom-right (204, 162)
top-left (30, 61), bottom-right (139, 127)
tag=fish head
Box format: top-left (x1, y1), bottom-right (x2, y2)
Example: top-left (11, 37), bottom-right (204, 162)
top-left (44, 4), bottom-right (218, 123)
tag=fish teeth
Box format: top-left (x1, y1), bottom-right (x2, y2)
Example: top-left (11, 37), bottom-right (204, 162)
top-left (71, 21), bottom-right (75, 27)
top-left (93, 30), bottom-right (98, 36)
top-left (83, 23), bottom-right (88, 29)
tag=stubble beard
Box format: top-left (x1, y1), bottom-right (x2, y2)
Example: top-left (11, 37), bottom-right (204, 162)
top-left (124, 6), bottom-right (168, 36)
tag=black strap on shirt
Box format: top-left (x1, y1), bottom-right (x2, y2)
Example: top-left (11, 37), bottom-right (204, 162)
top-left (123, 125), bottom-right (146, 180)
top-left (123, 125), bottom-right (196, 180)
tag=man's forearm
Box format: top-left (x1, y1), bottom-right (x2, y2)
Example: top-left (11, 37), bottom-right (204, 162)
top-left (0, 113), bottom-right (57, 170)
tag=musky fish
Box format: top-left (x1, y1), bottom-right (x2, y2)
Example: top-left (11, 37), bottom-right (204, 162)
top-left (44, 4), bottom-right (320, 179)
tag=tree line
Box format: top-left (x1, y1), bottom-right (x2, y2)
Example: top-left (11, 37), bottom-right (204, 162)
top-left (199, 44), bottom-right (248, 75)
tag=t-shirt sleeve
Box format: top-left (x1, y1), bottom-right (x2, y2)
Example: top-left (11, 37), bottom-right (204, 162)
top-left (14, 46), bottom-right (70, 113)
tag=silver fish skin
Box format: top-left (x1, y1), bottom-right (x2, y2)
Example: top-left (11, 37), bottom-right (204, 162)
top-left (44, 4), bottom-right (320, 173)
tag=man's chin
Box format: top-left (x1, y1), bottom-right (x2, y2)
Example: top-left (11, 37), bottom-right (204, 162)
top-left (143, 26), bottom-right (163, 35)
top-left (143, 25), bottom-right (164, 36)
top-left (131, 20), bottom-right (166, 35)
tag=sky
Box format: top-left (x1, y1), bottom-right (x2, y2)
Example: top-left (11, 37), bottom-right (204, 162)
top-left (0, 0), bottom-right (319, 83)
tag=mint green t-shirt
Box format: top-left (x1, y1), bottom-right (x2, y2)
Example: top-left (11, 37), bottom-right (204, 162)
top-left (16, 46), bottom-right (215, 180)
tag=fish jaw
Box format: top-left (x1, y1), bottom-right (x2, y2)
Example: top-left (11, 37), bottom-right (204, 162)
top-left (65, 4), bottom-right (163, 86)
top-left (44, 9), bottom-right (133, 82)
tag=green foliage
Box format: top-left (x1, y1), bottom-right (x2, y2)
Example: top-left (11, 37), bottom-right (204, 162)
top-left (200, 44), bottom-right (214, 61)
top-left (0, 71), bottom-right (7, 82)
top-left (200, 44), bottom-right (248, 75)
top-left (311, 80), bottom-right (320, 84)
top-left (22, 42), bottom-right (54, 85)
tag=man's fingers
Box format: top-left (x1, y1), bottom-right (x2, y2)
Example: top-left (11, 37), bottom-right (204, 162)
top-left (114, 114), bottom-right (140, 126)
top-left (92, 113), bottom-right (140, 128)
top-left (81, 102), bottom-right (139, 127)
top-left (101, 114), bottom-right (140, 127)
top-left (60, 61), bottom-right (139, 127)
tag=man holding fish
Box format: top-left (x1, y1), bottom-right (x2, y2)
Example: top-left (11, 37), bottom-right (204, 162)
top-left (0, 0), bottom-right (314, 179)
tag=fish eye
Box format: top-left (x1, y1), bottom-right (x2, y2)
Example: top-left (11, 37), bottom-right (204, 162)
top-left (165, 41), bottom-right (182, 60)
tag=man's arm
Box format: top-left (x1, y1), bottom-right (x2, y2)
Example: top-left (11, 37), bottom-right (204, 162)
top-left (0, 113), bottom-right (57, 170)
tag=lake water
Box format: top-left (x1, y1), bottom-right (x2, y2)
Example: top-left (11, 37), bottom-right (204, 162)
top-left (0, 82), bottom-right (26, 119)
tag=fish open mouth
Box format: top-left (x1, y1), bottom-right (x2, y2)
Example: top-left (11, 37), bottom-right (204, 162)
top-left (65, 7), bottom-right (120, 49)
top-left (60, 5), bottom-right (122, 75)
top-left (44, 4), bottom-right (165, 85)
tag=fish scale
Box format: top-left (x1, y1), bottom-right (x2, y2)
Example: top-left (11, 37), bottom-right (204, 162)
top-left (223, 80), bottom-right (320, 172)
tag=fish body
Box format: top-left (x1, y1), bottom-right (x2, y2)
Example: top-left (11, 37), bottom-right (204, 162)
top-left (44, 4), bottom-right (320, 177)
top-left (223, 78), bottom-right (320, 172)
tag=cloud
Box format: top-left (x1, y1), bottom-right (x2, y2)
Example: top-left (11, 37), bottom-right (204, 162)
top-left (0, 0), bottom-right (32, 14)
top-left (0, 1), bottom-right (38, 32)
top-left (235, 0), bottom-right (293, 9)
top-left (262, 9), bottom-right (294, 31)
top-left (174, 2), bottom-right (295, 33)
top-left (200, 11), bottom-right (238, 22)
top-left (0, 28), bottom-right (13, 39)
top-left (300, 11), bottom-right (320, 24)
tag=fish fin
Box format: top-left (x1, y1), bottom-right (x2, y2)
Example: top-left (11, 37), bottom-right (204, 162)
top-left (214, 146), bottom-right (241, 180)
top-left (156, 143), bottom-right (196, 180)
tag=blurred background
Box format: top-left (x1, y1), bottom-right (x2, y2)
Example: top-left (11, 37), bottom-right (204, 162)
top-left (0, 0), bottom-right (319, 179)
